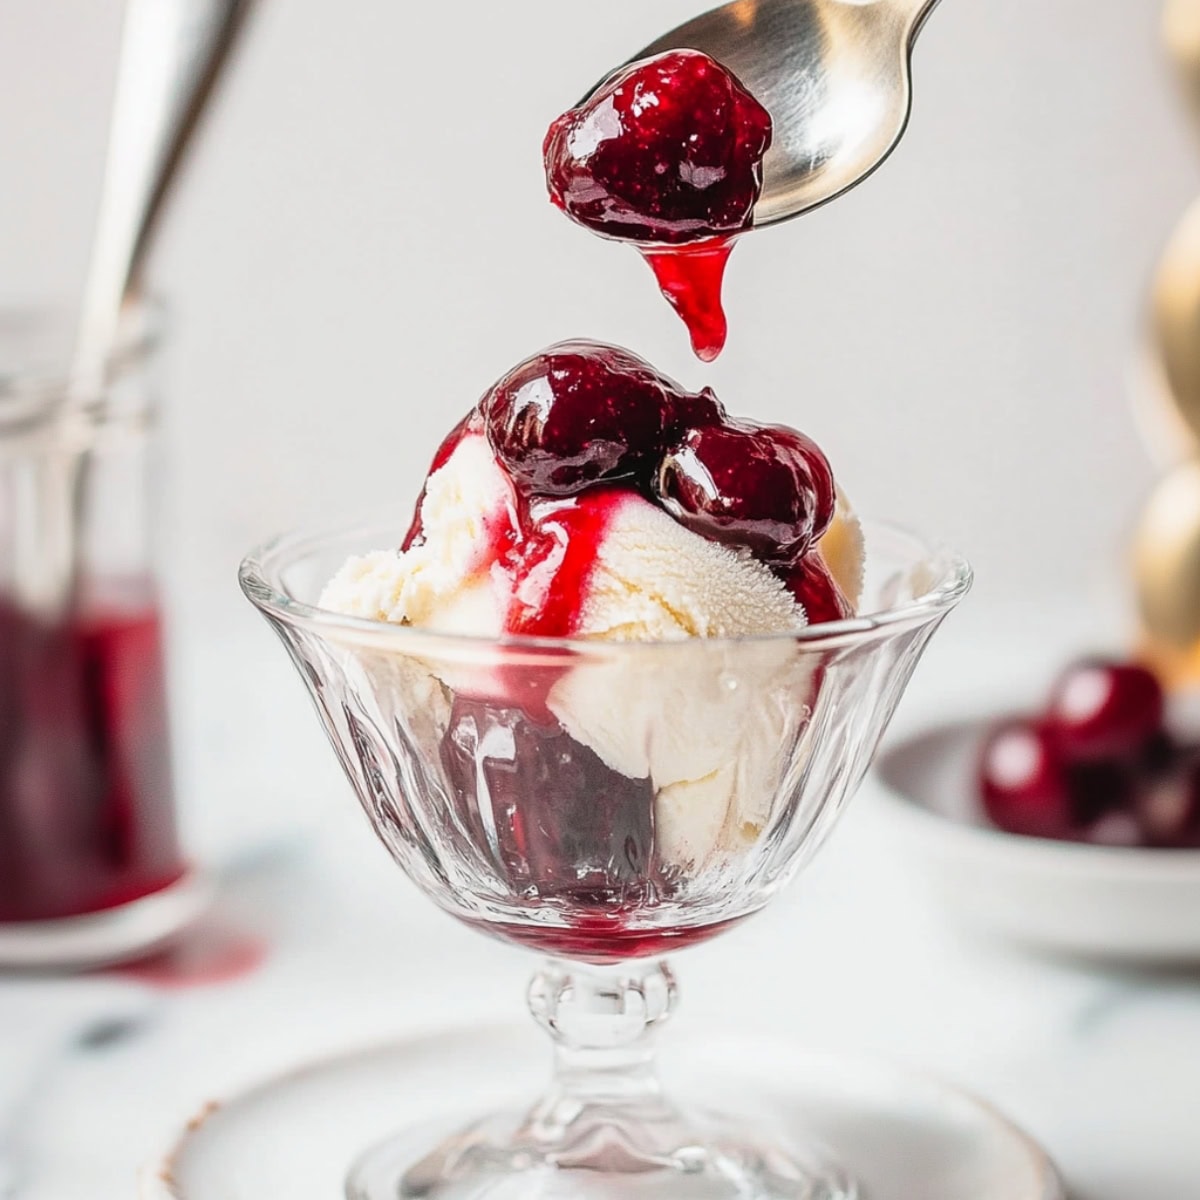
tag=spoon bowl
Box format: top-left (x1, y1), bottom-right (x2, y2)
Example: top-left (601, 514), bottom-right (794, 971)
top-left (630, 0), bottom-right (941, 226)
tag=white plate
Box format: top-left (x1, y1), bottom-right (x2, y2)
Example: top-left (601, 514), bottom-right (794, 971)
top-left (141, 1026), bottom-right (1062, 1200)
top-left (0, 869), bottom-right (214, 971)
top-left (876, 719), bottom-right (1200, 963)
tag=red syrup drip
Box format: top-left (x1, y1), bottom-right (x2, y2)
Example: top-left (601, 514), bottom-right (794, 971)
top-left (0, 595), bottom-right (185, 923)
top-left (487, 490), bottom-right (625, 723)
top-left (641, 237), bottom-right (735, 363)
top-left (112, 919), bottom-right (268, 990)
top-left (502, 490), bottom-right (623, 638)
top-left (464, 908), bottom-right (746, 966)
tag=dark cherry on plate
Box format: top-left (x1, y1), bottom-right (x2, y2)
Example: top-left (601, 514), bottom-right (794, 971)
top-left (1046, 659), bottom-right (1165, 760)
top-left (0, 594), bottom-right (184, 923)
top-left (978, 656), bottom-right (1200, 848)
top-left (979, 719), bottom-right (1078, 841)
top-left (544, 50), bottom-right (773, 361)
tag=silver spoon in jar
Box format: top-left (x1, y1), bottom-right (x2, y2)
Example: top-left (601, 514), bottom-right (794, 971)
top-left (31, 0), bottom-right (257, 614)
top-left (73, 0), bottom-right (259, 377)
top-left (624, 0), bottom-right (943, 226)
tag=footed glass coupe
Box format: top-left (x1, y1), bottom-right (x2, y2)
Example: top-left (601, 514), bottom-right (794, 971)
top-left (240, 517), bottom-right (970, 1200)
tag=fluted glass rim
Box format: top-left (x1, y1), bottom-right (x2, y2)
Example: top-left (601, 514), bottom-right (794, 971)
top-left (239, 514), bottom-right (972, 656)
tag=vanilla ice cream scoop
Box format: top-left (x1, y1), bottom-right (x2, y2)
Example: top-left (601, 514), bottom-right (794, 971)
top-left (320, 413), bottom-right (861, 868)
top-left (320, 432), bottom-right (859, 639)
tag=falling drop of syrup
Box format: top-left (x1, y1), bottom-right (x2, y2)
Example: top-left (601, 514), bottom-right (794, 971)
top-left (641, 238), bottom-right (734, 362)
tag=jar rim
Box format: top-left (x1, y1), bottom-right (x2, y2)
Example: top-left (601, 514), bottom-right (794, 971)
top-left (0, 299), bottom-right (165, 434)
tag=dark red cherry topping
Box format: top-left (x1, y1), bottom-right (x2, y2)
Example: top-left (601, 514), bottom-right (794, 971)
top-left (544, 50), bottom-right (773, 246)
top-left (545, 51), bottom-right (773, 361)
top-left (778, 554), bottom-right (853, 625)
top-left (655, 419), bottom-right (836, 563)
top-left (481, 341), bottom-right (722, 498)
top-left (666, 384), bottom-right (726, 434)
top-left (1046, 659), bottom-right (1165, 760)
top-left (482, 342), bottom-right (676, 496)
top-left (979, 720), bottom-right (1078, 841)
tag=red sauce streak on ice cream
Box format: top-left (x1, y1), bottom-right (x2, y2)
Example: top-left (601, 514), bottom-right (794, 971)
top-left (502, 490), bottom-right (624, 638)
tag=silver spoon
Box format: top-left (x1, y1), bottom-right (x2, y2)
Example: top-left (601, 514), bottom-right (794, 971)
top-left (74, 0), bottom-right (259, 377)
top-left (627, 0), bottom-right (943, 227)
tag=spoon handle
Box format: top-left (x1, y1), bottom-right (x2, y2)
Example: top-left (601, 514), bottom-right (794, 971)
top-left (75, 0), bottom-right (257, 378)
top-left (74, 0), bottom-right (186, 380)
top-left (126, 0), bottom-right (258, 295)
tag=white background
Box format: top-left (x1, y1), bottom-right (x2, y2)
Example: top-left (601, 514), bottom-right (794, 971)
top-left (2, 0), bottom-right (1199, 636)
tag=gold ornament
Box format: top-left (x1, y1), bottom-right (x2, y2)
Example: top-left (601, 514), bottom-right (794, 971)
top-left (1149, 197), bottom-right (1200, 449)
top-left (1135, 460), bottom-right (1200, 650)
top-left (1164, 0), bottom-right (1200, 132)
top-left (1130, 2), bottom-right (1200, 683)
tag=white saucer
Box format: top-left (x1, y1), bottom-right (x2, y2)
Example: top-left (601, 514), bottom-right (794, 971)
top-left (141, 1026), bottom-right (1062, 1200)
top-left (0, 869), bottom-right (215, 971)
top-left (876, 719), bottom-right (1200, 963)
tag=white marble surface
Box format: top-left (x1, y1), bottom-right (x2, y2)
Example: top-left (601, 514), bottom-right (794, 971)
top-left (2, 603), bottom-right (1199, 1200)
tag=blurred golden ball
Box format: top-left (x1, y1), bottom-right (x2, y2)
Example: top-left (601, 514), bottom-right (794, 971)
top-left (1150, 198), bottom-right (1200, 451)
top-left (1166, 0), bottom-right (1200, 127)
top-left (1135, 459), bottom-right (1200, 650)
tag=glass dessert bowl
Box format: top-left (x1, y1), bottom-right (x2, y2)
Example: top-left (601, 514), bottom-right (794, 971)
top-left (239, 516), bottom-right (969, 1200)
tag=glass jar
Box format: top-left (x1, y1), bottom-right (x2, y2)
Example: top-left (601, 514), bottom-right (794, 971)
top-left (0, 305), bottom-right (186, 929)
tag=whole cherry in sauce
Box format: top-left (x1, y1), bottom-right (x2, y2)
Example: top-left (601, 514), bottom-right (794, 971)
top-left (481, 341), bottom-right (728, 499)
top-left (779, 553), bottom-right (853, 625)
top-left (482, 342), bottom-right (680, 497)
top-left (544, 50), bottom-right (773, 361)
top-left (655, 419), bottom-right (835, 563)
